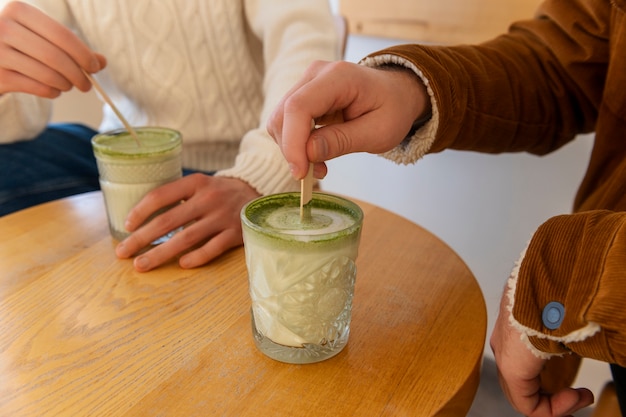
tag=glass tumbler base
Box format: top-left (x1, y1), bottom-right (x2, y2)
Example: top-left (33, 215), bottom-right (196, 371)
top-left (251, 311), bottom-right (349, 364)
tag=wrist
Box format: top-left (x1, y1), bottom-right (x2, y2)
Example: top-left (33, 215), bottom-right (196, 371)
top-left (405, 108), bottom-right (433, 139)
top-left (376, 63), bottom-right (431, 138)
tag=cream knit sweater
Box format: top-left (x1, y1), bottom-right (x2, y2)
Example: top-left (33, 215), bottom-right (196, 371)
top-left (0, 0), bottom-right (339, 195)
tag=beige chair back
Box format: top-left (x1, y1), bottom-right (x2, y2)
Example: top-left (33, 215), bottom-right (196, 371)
top-left (340, 0), bottom-right (542, 44)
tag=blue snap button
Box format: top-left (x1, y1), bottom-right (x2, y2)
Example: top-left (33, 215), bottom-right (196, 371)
top-left (542, 301), bottom-right (565, 330)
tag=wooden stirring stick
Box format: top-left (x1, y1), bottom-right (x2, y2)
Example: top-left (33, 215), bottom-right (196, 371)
top-left (300, 162), bottom-right (314, 221)
top-left (82, 70), bottom-right (141, 146)
top-left (300, 120), bottom-right (318, 221)
top-left (297, 115), bottom-right (347, 220)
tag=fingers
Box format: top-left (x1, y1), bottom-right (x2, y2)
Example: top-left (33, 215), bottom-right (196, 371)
top-left (551, 388), bottom-right (594, 416)
top-left (11, 2), bottom-right (103, 73)
top-left (116, 181), bottom-right (196, 260)
top-left (312, 161), bottom-right (328, 179)
top-left (0, 2), bottom-right (104, 96)
top-left (268, 60), bottom-right (356, 179)
top-left (515, 387), bottom-right (594, 417)
top-left (117, 197), bottom-right (208, 271)
top-left (268, 60), bottom-right (429, 179)
top-left (123, 176), bottom-right (196, 233)
top-left (120, 203), bottom-right (243, 272)
top-left (496, 361), bottom-right (594, 417)
top-left (95, 53), bottom-right (107, 72)
top-left (115, 200), bottom-right (186, 261)
top-left (315, 110), bottom-right (345, 127)
top-left (306, 108), bottom-right (406, 162)
top-left (132, 220), bottom-right (226, 272)
top-left (306, 123), bottom-right (361, 162)
top-left (491, 291), bottom-right (594, 417)
top-left (116, 175), bottom-right (258, 271)
top-left (178, 228), bottom-right (241, 269)
top-left (0, 21), bottom-right (73, 93)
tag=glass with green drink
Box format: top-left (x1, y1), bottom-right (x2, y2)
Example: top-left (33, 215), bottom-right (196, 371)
top-left (91, 127), bottom-right (182, 242)
top-left (240, 192), bottom-right (363, 364)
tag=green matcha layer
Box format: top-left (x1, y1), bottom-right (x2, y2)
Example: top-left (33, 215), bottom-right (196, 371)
top-left (242, 192), bottom-right (363, 248)
top-left (92, 127), bottom-right (181, 159)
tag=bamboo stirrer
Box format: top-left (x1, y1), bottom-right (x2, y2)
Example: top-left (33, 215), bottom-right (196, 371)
top-left (82, 70), bottom-right (141, 146)
top-left (299, 120), bottom-right (317, 221)
top-left (299, 162), bottom-right (314, 221)
top-left (297, 114), bottom-right (346, 221)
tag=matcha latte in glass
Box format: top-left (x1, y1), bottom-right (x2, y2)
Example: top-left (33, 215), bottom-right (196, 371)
top-left (92, 127), bottom-right (182, 241)
top-left (241, 192), bottom-right (363, 364)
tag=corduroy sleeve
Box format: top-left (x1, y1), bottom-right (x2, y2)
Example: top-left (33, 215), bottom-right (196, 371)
top-left (508, 210), bottom-right (626, 367)
top-left (357, 0), bottom-right (607, 165)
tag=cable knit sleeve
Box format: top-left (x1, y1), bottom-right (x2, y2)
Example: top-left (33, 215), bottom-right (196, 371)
top-left (506, 211), bottom-right (626, 367)
top-left (215, 0), bottom-right (339, 195)
top-left (0, 93), bottom-right (52, 143)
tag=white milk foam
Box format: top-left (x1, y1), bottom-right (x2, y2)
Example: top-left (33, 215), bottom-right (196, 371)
top-left (263, 206), bottom-right (354, 235)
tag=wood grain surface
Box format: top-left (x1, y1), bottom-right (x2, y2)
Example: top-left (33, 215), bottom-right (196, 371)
top-left (0, 192), bottom-right (486, 416)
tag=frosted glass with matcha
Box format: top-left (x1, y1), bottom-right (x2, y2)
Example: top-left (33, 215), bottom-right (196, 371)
top-left (92, 127), bottom-right (182, 241)
top-left (241, 192), bottom-right (363, 364)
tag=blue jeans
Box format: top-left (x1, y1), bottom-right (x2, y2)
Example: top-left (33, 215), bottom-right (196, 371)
top-left (0, 123), bottom-right (101, 216)
top-left (0, 123), bottom-right (210, 217)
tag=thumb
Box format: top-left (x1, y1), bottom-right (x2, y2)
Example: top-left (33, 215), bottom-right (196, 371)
top-left (307, 125), bottom-right (355, 162)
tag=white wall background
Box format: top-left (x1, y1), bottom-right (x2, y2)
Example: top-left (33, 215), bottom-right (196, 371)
top-left (326, 0), bottom-right (611, 399)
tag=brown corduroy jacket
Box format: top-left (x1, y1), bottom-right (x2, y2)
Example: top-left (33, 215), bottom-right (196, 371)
top-left (362, 0), bottom-right (626, 367)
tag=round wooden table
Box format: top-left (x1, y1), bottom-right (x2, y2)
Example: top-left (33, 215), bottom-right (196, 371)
top-left (0, 191), bottom-right (486, 416)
